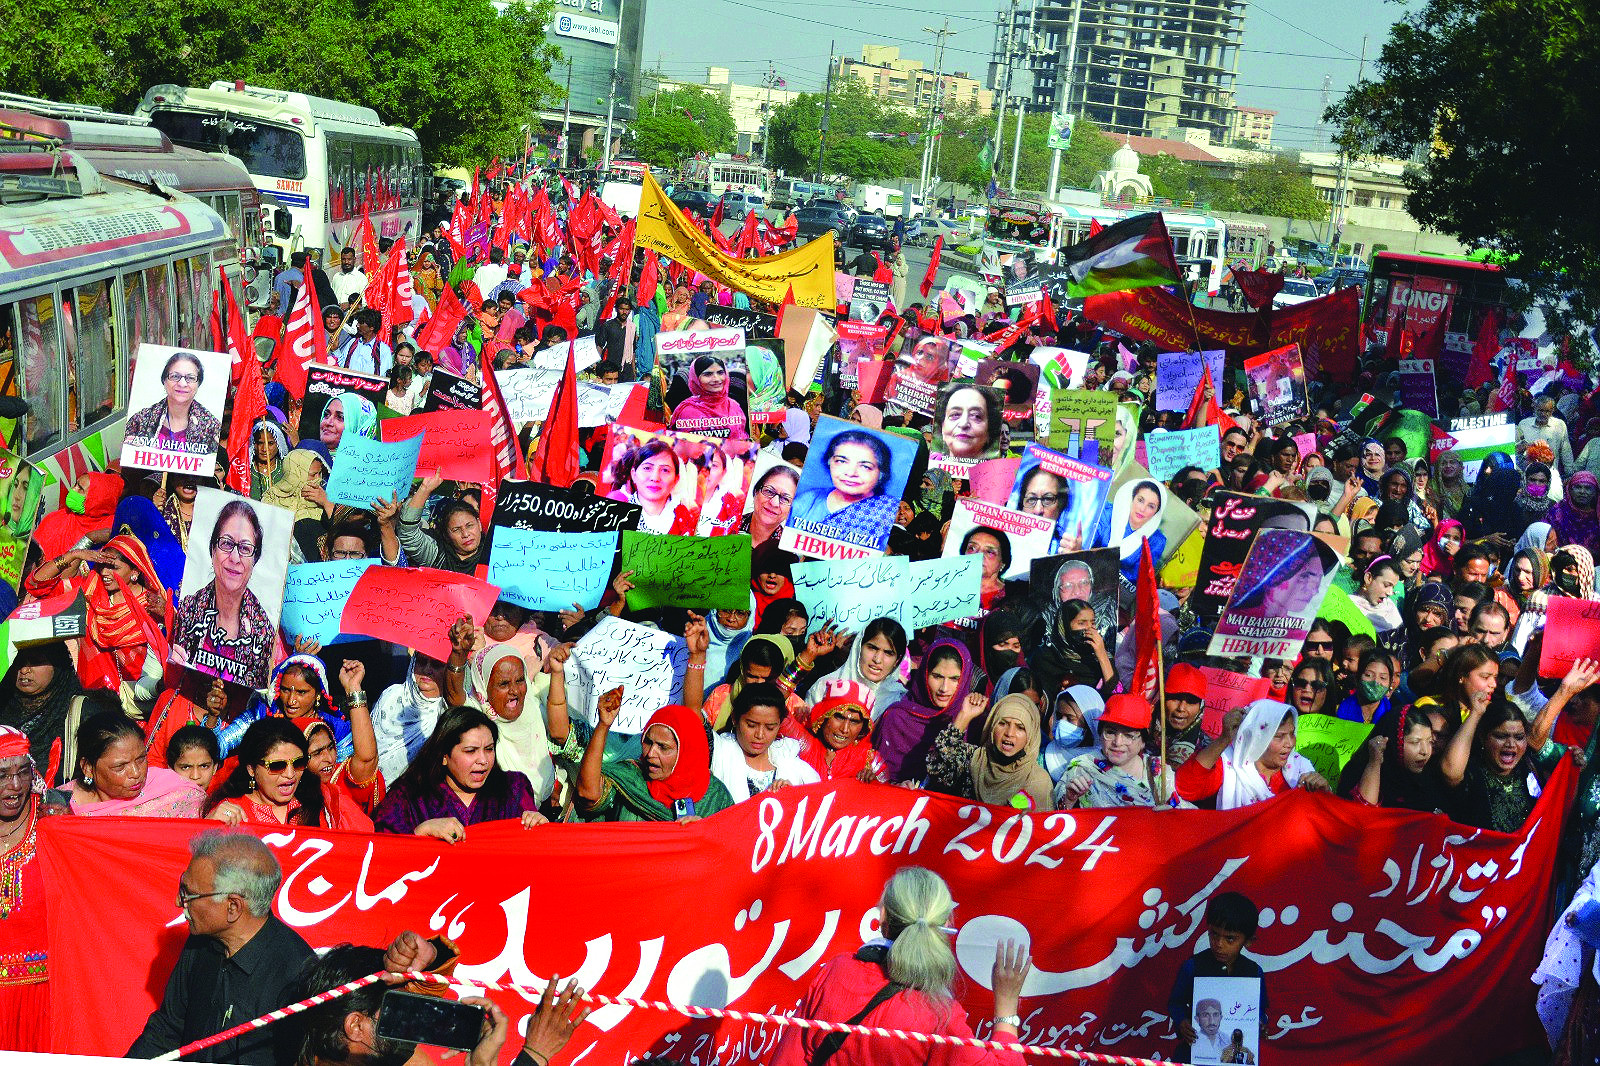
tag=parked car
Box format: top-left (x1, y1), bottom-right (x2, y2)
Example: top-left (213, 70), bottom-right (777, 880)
top-left (719, 189), bottom-right (767, 217)
top-left (1272, 277), bottom-right (1322, 308)
top-left (669, 189), bottom-right (718, 217)
top-left (1314, 268), bottom-right (1370, 294)
top-left (848, 212), bottom-right (895, 252)
top-left (795, 203), bottom-right (851, 243)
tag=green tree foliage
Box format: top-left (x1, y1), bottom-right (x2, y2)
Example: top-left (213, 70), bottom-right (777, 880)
top-left (1142, 152), bottom-right (1328, 221)
top-left (1326, 0), bottom-right (1600, 325)
top-left (0, 0), bottom-right (562, 166)
top-left (629, 86), bottom-right (737, 168)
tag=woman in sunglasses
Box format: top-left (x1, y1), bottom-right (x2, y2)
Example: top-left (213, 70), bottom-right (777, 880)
top-left (204, 717), bottom-right (371, 829)
top-left (1286, 659), bottom-right (1333, 717)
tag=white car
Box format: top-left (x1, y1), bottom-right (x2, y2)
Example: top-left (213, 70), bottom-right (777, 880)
top-left (1272, 278), bottom-right (1321, 308)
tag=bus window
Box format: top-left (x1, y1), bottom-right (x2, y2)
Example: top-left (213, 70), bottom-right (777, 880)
top-left (0, 303), bottom-right (16, 444)
top-left (66, 279), bottom-right (118, 432)
top-left (231, 121), bottom-right (306, 181)
top-left (17, 295), bottom-right (63, 453)
top-left (173, 255), bottom-right (211, 349)
top-left (220, 194), bottom-right (245, 247)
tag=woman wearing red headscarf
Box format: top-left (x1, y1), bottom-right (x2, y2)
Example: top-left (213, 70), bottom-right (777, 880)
top-left (0, 725), bottom-right (51, 1051)
top-left (26, 533), bottom-right (172, 699)
top-left (576, 697), bottom-right (734, 822)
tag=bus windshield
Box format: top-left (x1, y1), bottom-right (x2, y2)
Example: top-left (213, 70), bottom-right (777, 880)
top-left (146, 109), bottom-right (307, 180)
top-left (986, 203), bottom-right (1050, 246)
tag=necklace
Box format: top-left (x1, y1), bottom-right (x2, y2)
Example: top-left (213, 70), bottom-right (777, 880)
top-left (0, 801), bottom-right (37, 918)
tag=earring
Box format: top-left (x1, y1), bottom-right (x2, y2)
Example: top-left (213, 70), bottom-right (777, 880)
top-left (83, 774), bottom-right (93, 788)
top-left (247, 776), bottom-right (256, 792)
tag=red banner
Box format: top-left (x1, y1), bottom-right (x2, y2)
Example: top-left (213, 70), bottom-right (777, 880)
top-left (1083, 284), bottom-right (1362, 384)
top-left (39, 774), bottom-right (1570, 1064)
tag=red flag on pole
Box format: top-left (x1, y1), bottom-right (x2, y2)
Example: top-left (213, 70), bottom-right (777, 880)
top-left (776, 284), bottom-right (797, 335)
top-left (416, 285), bottom-right (470, 357)
top-left (920, 236), bottom-right (943, 298)
top-left (478, 348), bottom-right (529, 481)
top-left (1130, 538), bottom-right (1163, 704)
top-left (220, 271), bottom-right (267, 493)
top-left (1465, 308), bottom-right (1501, 389)
top-left (636, 253), bottom-right (660, 308)
top-left (275, 265), bottom-right (325, 399)
top-left (527, 342), bottom-right (581, 488)
top-left (1490, 346), bottom-right (1520, 413)
top-left (1088, 218), bottom-right (1104, 237)
top-left (356, 212), bottom-right (380, 277)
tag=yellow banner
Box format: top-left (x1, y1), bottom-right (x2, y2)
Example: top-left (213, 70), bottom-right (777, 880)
top-left (635, 172), bottom-right (837, 311)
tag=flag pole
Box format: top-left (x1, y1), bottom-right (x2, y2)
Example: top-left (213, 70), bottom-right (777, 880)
top-left (1153, 637), bottom-right (1167, 808)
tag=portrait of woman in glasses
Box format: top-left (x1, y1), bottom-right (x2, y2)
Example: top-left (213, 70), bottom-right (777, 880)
top-left (124, 350), bottom-right (223, 458)
top-left (172, 498), bottom-right (279, 689)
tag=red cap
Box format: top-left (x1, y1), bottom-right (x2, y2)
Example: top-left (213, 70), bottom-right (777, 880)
top-left (1099, 693), bottom-right (1153, 731)
top-left (1166, 663), bottom-right (1207, 700)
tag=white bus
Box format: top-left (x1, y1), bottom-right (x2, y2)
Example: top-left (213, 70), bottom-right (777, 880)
top-left (0, 133), bottom-right (235, 504)
top-left (137, 81), bottom-right (424, 266)
top-left (684, 155), bottom-right (771, 201)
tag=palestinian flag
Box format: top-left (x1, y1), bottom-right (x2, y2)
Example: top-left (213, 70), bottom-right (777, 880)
top-left (1059, 212), bottom-right (1182, 298)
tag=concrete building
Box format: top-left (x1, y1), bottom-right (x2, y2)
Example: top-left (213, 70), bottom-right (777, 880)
top-left (1229, 105), bottom-right (1274, 149)
top-left (644, 67), bottom-right (804, 158)
top-left (533, 0), bottom-right (648, 165)
top-left (1009, 0), bottom-right (1246, 142)
top-left (834, 46), bottom-right (994, 116)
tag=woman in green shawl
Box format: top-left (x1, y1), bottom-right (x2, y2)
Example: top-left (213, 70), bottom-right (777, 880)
top-left (576, 697), bottom-right (733, 822)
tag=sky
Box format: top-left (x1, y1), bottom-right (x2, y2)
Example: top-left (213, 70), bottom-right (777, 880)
top-left (638, 0), bottom-right (1417, 151)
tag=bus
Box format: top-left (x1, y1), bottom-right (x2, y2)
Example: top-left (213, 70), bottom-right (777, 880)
top-left (1366, 252), bottom-right (1510, 358)
top-left (684, 154), bottom-right (771, 201)
top-left (0, 133), bottom-right (235, 503)
top-left (137, 81), bottom-right (425, 265)
top-left (0, 93), bottom-right (272, 308)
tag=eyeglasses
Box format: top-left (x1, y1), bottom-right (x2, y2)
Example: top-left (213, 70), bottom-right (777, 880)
top-left (328, 549), bottom-right (366, 560)
top-left (1022, 493), bottom-right (1061, 507)
top-left (965, 545), bottom-right (1001, 557)
top-left (164, 373), bottom-right (200, 386)
top-left (258, 756), bottom-right (309, 773)
top-left (1289, 678), bottom-right (1327, 691)
top-left (1303, 640), bottom-right (1334, 651)
top-left (757, 487), bottom-right (794, 506)
top-left (216, 537), bottom-right (259, 561)
top-left (177, 888), bottom-right (231, 908)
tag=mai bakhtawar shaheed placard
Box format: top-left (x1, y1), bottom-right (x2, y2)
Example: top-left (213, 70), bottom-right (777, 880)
top-left (120, 344), bottom-right (229, 475)
top-left (779, 415), bottom-right (918, 560)
top-left (1208, 528), bottom-right (1341, 661)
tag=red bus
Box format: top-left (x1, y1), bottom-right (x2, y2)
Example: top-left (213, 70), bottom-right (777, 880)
top-left (1365, 251), bottom-right (1509, 357)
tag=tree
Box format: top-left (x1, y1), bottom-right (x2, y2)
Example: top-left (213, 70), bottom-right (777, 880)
top-left (1326, 0), bottom-right (1600, 328)
top-left (0, 0), bottom-right (563, 166)
top-left (628, 86), bottom-right (736, 168)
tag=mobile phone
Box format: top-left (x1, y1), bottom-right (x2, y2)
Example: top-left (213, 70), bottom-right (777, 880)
top-left (673, 796), bottom-right (696, 819)
top-left (374, 991), bottom-right (485, 1051)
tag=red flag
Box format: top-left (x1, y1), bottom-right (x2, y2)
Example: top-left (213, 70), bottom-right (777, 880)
top-left (982, 304), bottom-right (1042, 350)
top-left (527, 343), bottom-right (580, 487)
top-left (636, 253), bottom-right (660, 308)
top-left (776, 284), bottom-right (797, 335)
top-left (1039, 292), bottom-right (1058, 332)
top-left (710, 195), bottom-right (727, 230)
top-left (356, 212), bottom-right (380, 277)
top-left (416, 285), bottom-right (470, 356)
top-left (1130, 538), bottom-right (1162, 704)
top-left (275, 265), bottom-right (325, 398)
top-left (600, 219), bottom-right (636, 321)
top-left (920, 235), bottom-right (943, 298)
top-left (1490, 346), bottom-right (1520, 413)
top-left (1232, 267), bottom-right (1286, 311)
top-left (1182, 360), bottom-right (1235, 435)
top-left (1465, 308), bottom-right (1501, 389)
top-left (385, 237), bottom-right (416, 329)
top-left (478, 347), bottom-right (529, 481)
top-left (221, 271), bottom-right (267, 494)
top-left (1088, 218), bottom-right (1104, 237)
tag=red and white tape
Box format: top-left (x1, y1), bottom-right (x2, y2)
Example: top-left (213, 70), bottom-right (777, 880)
top-left (158, 969), bottom-right (1167, 1066)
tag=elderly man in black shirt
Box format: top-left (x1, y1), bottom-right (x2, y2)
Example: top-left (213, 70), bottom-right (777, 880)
top-left (128, 830), bottom-right (313, 1065)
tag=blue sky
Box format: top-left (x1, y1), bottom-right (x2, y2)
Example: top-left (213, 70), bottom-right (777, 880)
top-left (639, 0), bottom-right (1416, 149)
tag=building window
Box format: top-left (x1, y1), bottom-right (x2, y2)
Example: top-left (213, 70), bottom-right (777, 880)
top-left (1378, 194), bottom-right (1393, 209)
top-left (1353, 191), bottom-right (1373, 208)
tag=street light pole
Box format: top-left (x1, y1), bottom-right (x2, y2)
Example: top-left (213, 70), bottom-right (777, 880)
top-left (762, 63), bottom-right (774, 167)
top-left (560, 58), bottom-right (574, 168)
top-left (817, 41), bottom-right (834, 186)
top-left (1046, 0), bottom-right (1081, 200)
top-left (601, 0), bottom-right (626, 170)
top-left (918, 20), bottom-right (951, 207)
top-left (992, 0), bottom-right (1017, 180)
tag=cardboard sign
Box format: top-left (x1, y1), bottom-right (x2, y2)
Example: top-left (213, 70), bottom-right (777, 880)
top-left (1192, 492), bottom-right (1317, 621)
top-left (298, 364), bottom-right (389, 444)
top-left (906, 556), bottom-right (983, 630)
top-left (487, 526), bottom-right (617, 613)
top-left (324, 433), bottom-right (425, 509)
top-left (280, 559), bottom-right (370, 647)
top-left (380, 408), bottom-right (495, 483)
top-left (1297, 714), bottom-right (1375, 788)
top-left (618, 531), bottom-right (752, 610)
top-left (421, 368), bottom-right (482, 412)
top-left (1046, 388), bottom-right (1118, 462)
top-left (339, 565), bottom-right (500, 660)
top-left (1195, 666), bottom-right (1271, 737)
top-left (1398, 358), bottom-right (1439, 418)
top-left (1191, 976), bottom-right (1261, 1066)
top-left (119, 344), bottom-right (230, 476)
top-left (1244, 343), bottom-right (1309, 427)
top-left (1154, 349), bottom-right (1225, 414)
top-left (703, 305), bottom-right (777, 337)
top-left (848, 279), bottom-right (891, 321)
top-left (943, 498), bottom-right (1055, 581)
top-left (491, 479), bottom-right (641, 535)
top-left (529, 335), bottom-right (600, 372)
top-left (1539, 597), bottom-right (1600, 678)
top-left (562, 615), bottom-right (683, 734)
top-left (790, 556), bottom-right (910, 634)
top-left (6, 590), bottom-right (87, 647)
top-left (1209, 529), bottom-right (1341, 660)
top-left (1143, 426), bottom-right (1222, 481)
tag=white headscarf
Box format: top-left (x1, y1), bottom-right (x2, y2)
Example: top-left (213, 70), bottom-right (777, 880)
top-left (1106, 478), bottom-right (1168, 561)
top-left (467, 642), bottom-right (555, 802)
top-left (1042, 685), bottom-right (1105, 781)
top-left (372, 658), bottom-right (449, 785)
top-left (1218, 699), bottom-right (1299, 810)
top-left (710, 731), bottom-right (819, 803)
top-left (705, 592), bottom-right (757, 687)
top-left (806, 623), bottom-right (908, 723)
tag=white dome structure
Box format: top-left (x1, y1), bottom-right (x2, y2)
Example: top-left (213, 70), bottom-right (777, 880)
top-left (1096, 138), bottom-right (1153, 201)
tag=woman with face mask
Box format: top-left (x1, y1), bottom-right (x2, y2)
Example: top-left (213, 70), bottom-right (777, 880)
top-left (1330, 649), bottom-right (1395, 724)
top-left (1041, 685), bottom-right (1104, 780)
top-left (1548, 546), bottom-right (1599, 601)
top-left (1517, 461), bottom-right (1557, 526)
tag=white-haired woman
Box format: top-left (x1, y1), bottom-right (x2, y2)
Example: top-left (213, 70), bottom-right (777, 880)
top-left (769, 866), bottom-right (1032, 1066)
